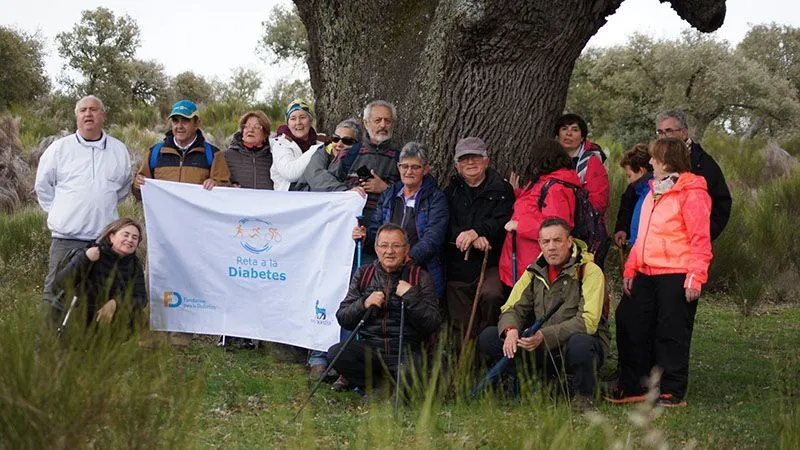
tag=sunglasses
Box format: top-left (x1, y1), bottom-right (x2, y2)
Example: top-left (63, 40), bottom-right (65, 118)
top-left (331, 135), bottom-right (357, 145)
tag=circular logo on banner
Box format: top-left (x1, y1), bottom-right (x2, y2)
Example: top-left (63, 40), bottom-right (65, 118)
top-left (234, 217), bottom-right (282, 254)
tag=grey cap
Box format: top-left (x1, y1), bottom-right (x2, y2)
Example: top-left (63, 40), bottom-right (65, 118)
top-left (454, 137), bottom-right (488, 159)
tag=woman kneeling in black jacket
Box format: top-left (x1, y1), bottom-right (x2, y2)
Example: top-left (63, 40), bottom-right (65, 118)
top-left (54, 217), bottom-right (147, 327)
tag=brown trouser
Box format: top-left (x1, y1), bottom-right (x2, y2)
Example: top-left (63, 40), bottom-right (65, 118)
top-left (445, 266), bottom-right (505, 338)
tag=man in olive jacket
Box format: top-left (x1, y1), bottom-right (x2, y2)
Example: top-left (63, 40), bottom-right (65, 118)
top-left (328, 224), bottom-right (441, 389)
top-left (478, 218), bottom-right (608, 403)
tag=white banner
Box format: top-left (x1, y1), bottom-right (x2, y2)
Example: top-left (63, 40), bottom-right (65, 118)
top-left (141, 179), bottom-right (365, 351)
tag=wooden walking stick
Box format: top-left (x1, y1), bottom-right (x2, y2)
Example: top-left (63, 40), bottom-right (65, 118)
top-left (616, 243), bottom-right (626, 280)
top-left (458, 249), bottom-right (490, 364)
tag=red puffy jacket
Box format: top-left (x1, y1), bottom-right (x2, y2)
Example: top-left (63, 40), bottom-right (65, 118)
top-left (624, 172), bottom-right (712, 291)
top-left (499, 168), bottom-right (580, 287)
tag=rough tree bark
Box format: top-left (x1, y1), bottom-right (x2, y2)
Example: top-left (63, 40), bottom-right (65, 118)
top-left (294, 0), bottom-right (725, 179)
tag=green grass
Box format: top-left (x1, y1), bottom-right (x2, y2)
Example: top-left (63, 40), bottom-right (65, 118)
top-left (182, 301), bottom-right (798, 449)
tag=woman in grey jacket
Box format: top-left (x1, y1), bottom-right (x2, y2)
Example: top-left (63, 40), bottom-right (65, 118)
top-left (224, 111), bottom-right (274, 190)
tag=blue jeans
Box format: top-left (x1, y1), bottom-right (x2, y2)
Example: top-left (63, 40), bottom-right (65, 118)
top-left (308, 350), bottom-right (327, 366)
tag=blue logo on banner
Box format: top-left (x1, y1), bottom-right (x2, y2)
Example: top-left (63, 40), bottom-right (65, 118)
top-left (315, 299), bottom-right (327, 320)
top-left (234, 217), bottom-right (282, 254)
top-left (164, 291), bottom-right (183, 308)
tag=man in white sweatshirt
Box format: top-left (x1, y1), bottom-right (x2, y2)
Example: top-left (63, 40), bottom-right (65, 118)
top-left (35, 95), bottom-right (133, 310)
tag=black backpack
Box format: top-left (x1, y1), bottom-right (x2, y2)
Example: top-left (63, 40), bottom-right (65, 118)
top-left (538, 179), bottom-right (610, 264)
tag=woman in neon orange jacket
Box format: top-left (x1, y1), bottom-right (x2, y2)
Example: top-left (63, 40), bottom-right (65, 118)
top-left (609, 137), bottom-right (712, 408)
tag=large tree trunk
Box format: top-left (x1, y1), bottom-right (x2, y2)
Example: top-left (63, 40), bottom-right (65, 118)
top-left (295, 0), bottom-right (724, 179)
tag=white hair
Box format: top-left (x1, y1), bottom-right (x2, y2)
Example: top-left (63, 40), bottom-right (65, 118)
top-left (74, 95), bottom-right (106, 115)
top-left (362, 100), bottom-right (396, 121)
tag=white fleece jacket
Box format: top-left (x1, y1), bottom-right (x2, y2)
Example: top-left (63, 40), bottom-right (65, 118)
top-left (35, 132), bottom-right (132, 240)
top-left (269, 135), bottom-right (323, 191)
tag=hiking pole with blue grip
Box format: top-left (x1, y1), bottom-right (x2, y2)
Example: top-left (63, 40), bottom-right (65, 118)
top-left (356, 216), bottom-right (364, 267)
top-left (294, 306), bottom-right (376, 420)
top-left (470, 298), bottom-right (565, 399)
top-left (511, 230), bottom-right (518, 284)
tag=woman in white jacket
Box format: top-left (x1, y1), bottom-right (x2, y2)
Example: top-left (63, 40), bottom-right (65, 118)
top-left (270, 99), bottom-right (324, 191)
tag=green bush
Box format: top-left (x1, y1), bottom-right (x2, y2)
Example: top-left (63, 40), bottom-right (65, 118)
top-left (0, 305), bottom-right (204, 449)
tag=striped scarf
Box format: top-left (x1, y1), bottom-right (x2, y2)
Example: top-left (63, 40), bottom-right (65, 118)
top-left (574, 140), bottom-right (599, 183)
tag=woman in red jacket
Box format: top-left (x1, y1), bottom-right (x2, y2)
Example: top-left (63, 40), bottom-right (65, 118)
top-left (554, 114), bottom-right (609, 215)
top-left (609, 137), bottom-right (712, 408)
top-left (499, 139), bottom-right (579, 288)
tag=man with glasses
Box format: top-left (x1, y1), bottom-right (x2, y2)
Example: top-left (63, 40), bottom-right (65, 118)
top-left (329, 224), bottom-right (440, 393)
top-left (443, 137), bottom-right (514, 339)
top-left (653, 109), bottom-right (731, 240)
top-left (132, 99), bottom-right (231, 199)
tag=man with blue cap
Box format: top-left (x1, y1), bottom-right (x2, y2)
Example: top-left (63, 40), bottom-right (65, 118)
top-left (132, 99), bottom-right (230, 199)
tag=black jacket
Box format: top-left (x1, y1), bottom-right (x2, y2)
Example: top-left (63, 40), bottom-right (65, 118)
top-left (53, 241), bottom-right (147, 325)
top-left (443, 168), bottom-right (514, 282)
top-left (615, 142), bottom-right (732, 242)
top-left (336, 261), bottom-right (440, 366)
top-left (224, 132), bottom-right (274, 190)
top-left (690, 141), bottom-right (732, 241)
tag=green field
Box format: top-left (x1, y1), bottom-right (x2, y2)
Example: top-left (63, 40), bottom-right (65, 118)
top-left (1, 208), bottom-right (798, 449)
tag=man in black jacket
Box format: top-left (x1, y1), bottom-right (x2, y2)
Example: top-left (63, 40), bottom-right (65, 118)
top-left (328, 224), bottom-right (441, 390)
top-left (444, 137), bottom-right (515, 337)
top-left (652, 110), bottom-right (731, 241)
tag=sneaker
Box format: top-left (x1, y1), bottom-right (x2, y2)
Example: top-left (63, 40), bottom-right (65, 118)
top-left (331, 375), bottom-right (350, 392)
top-left (604, 387), bottom-right (647, 404)
top-left (656, 393), bottom-right (687, 408)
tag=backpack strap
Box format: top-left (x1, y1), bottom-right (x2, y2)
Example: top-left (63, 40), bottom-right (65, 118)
top-left (399, 263), bottom-right (422, 286)
top-left (148, 142), bottom-right (165, 174)
top-left (538, 178), bottom-right (580, 210)
top-left (359, 265), bottom-right (376, 291)
top-left (149, 141), bottom-right (215, 174)
top-left (203, 142), bottom-right (215, 168)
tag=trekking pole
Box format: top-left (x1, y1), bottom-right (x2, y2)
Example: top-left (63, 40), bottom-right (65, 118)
top-left (356, 216), bottom-right (364, 268)
top-left (470, 298), bottom-right (565, 399)
top-left (511, 230), bottom-right (518, 284)
top-left (394, 296), bottom-right (406, 416)
top-left (458, 250), bottom-right (490, 364)
top-left (616, 243), bottom-right (626, 281)
top-left (56, 295), bottom-right (78, 338)
top-left (294, 307), bottom-right (374, 420)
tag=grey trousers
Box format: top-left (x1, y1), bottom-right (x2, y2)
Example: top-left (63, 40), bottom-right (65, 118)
top-left (42, 237), bottom-right (92, 307)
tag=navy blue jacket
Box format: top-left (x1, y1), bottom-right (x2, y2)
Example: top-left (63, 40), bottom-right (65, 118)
top-left (368, 175), bottom-right (448, 297)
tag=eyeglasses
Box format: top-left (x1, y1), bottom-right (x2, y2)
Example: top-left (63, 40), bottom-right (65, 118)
top-left (656, 127), bottom-right (684, 136)
top-left (398, 163), bottom-right (424, 172)
top-left (244, 124), bottom-right (264, 131)
top-left (376, 243), bottom-right (406, 251)
top-left (457, 154), bottom-right (485, 163)
top-left (331, 135), bottom-right (357, 145)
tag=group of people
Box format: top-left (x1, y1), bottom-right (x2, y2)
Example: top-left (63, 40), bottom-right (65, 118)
top-left (34, 93), bottom-right (731, 409)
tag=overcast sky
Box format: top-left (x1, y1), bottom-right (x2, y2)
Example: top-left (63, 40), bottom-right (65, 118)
top-left (1, 0), bottom-right (798, 98)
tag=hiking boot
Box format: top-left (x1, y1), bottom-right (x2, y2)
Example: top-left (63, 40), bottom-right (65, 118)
top-left (604, 387), bottom-right (647, 404)
top-left (331, 375), bottom-right (350, 392)
top-left (656, 393), bottom-right (687, 408)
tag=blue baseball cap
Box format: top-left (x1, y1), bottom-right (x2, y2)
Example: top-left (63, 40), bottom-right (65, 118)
top-left (169, 100), bottom-right (199, 119)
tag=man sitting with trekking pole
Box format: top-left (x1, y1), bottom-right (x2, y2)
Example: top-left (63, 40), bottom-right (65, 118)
top-left (328, 224), bottom-right (441, 395)
top-left (478, 218), bottom-right (608, 409)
